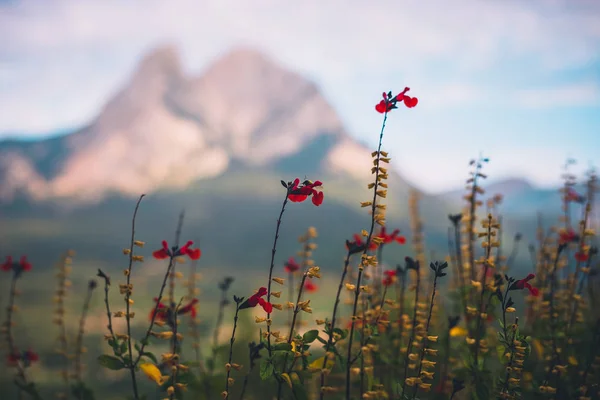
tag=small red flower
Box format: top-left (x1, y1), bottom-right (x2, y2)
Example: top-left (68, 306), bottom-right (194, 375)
top-left (558, 229), bottom-right (578, 245)
top-left (246, 287), bottom-right (273, 313)
top-left (23, 349), bottom-right (39, 363)
top-left (375, 87), bottom-right (418, 113)
top-left (7, 352), bottom-right (20, 366)
top-left (565, 188), bottom-right (584, 203)
top-left (287, 178), bottom-right (324, 206)
top-left (1, 256), bottom-right (32, 273)
top-left (149, 298), bottom-right (199, 322)
top-left (575, 252), bottom-right (589, 262)
top-left (382, 269), bottom-right (396, 287)
top-left (377, 227), bottom-right (406, 245)
top-left (303, 280), bottom-right (318, 293)
top-left (152, 240), bottom-right (201, 260)
top-left (284, 257), bottom-right (300, 273)
top-left (514, 273), bottom-right (539, 297)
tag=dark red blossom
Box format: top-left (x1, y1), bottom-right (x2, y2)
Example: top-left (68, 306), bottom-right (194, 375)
top-left (1, 256), bottom-right (32, 273)
top-left (514, 273), bottom-right (539, 297)
top-left (6, 352), bottom-right (20, 367)
top-left (303, 280), bottom-right (318, 293)
top-left (6, 349), bottom-right (39, 367)
top-left (375, 87), bottom-right (418, 114)
top-left (152, 240), bottom-right (201, 260)
top-left (149, 298), bottom-right (199, 323)
top-left (245, 287), bottom-right (273, 313)
top-left (382, 270), bottom-right (397, 287)
top-left (376, 227), bottom-right (406, 245)
top-left (565, 188), bottom-right (585, 203)
top-left (287, 178), bottom-right (324, 206)
top-left (284, 257), bottom-right (300, 273)
top-left (575, 252), bottom-right (589, 262)
top-left (558, 229), bottom-right (579, 245)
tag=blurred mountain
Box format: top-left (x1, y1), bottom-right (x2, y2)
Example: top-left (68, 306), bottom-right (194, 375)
top-left (0, 46), bottom-right (588, 275)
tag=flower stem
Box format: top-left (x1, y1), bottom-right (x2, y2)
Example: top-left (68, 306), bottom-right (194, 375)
top-left (345, 111), bottom-right (388, 400)
top-left (74, 282), bottom-right (96, 397)
top-left (266, 193), bottom-right (290, 358)
top-left (125, 194), bottom-right (145, 400)
top-left (319, 250), bottom-right (352, 399)
top-left (224, 303), bottom-right (241, 400)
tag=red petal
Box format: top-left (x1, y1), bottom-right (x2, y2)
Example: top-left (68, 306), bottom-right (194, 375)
top-left (404, 96), bottom-right (418, 108)
top-left (288, 194), bottom-right (308, 202)
top-left (312, 191), bottom-right (324, 206)
top-left (259, 298), bottom-right (273, 313)
top-left (187, 248), bottom-right (201, 260)
top-left (152, 249), bottom-right (170, 259)
top-left (375, 101), bottom-right (387, 113)
top-left (256, 287), bottom-right (268, 297)
top-left (396, 236), bottom-right (406, 244)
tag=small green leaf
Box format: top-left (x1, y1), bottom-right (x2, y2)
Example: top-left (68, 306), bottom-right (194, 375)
top-left (97, 355), bottom-right (125, 370)
top-left (142, 352), bottom-right (158, 364)
top-left (259, 359), bottom-right (274, 380)
top-left (302, 330), bottom-right (319, 344)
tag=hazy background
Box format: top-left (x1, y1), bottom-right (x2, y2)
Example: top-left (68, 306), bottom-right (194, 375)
top-left (0, 1), bottom-right (599, 398)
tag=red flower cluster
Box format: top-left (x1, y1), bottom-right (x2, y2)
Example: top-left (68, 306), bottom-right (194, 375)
top-left (303, 280), bottom-right (318, 293)
top-left (284, 257), bottom-right (300, 273)
top-left (514, 274), bottom-right (539, 296)
top-left (288, 178), bottom-right (324, 206)
top-left (565, 188), bottom-right (584, 203)
top-left (152, 240), bottom-right (201, 260)
top-left (382, 270), bottom-right (397, 287)
top-left (7, 349), bottom-right (39, 367)
top-left (245, 287), bottom-right (273, 313)
top-left (376, 227), bottom-right (406, 245)
top-left (149, 298), bottom-right (199, 323)
top-left (375, 87), bottom-right (418, 113)
top-left (558, 228), bottom-right (578, 245)
top-left (1, 256), bottom-right (32, 273)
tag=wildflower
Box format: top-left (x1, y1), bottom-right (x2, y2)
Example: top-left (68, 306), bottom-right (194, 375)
top-left (558, 229), bottom-right (578, 245)
top-left (284, 257), bottom-right (300, 273)
top-left (575, 251), bottom-right (589, 262)
top-left (375, 88), bottom-right (418, 114)
top-left (565, 188), bottom-right (585, 203)
top-left (345, 233), bottom-right (374, 253)
top-left (152, 240), bottom-right (201, 260)
top-left (1, 256), bottom-right (32, 273)
top-left (512, 274), bottom-right (539, 296)
top-left (449, 326), bottom-right (468, 337)
top-left (149, 298), bottom-right (199, 324)
top-left (287, 178), bottom-right (324, 206)
top-left (140, 363), bottom-right (168, 385)
top-left (376, 227), bottom-right (407, 245)
top-left (303, 280), bottom-right (318, 293)
top-left (382, 270), bottom-right (396, 287)
top-left (240, 287), bottom-right (273, 313)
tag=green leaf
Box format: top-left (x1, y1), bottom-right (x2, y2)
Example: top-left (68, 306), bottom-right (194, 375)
top-left (333, 328), bottom-right (348, 340)
top-left (302, 330), bottom-right (319, 344)
top-left (259, 358), bottom-right (274, 380)
top-left (120, 341), bottom-right (128, 356)
top-left (274, 343), bottom-right (293, 352)
top-left (97, 354), bottom-right (126, 370)
top-left (316, 336), bottom-right (327, 345)
top-left (142, 352), bottom-right (158, 364)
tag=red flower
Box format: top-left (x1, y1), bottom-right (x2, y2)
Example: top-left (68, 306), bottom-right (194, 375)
top-left (23, 349), bottom-right (39, 363)
top-left (514, 274), bottom-right (539, 297)
top-left (377, 227), bottom-right (406, 245)
top-left (152, 240), bottom-right (201, 260)
top-left (303, 280), bottom-right (318, 293)
top-left (565, 188), bottom-right (584, 203)
top-left (7, 352), bottom-right (20, 366)
top-left (149, 298), bottom-right (199, 323)
top-left (284, 257), bottom-right (300, 273)
top-left (246, 287), bottom-right (273, 313)
top-left (558, 229), bottom-right (578, 245)
top-left (382, 270), bottom-right (396, 287)
top-left (1, 256), bottom-right (32, 273)
top-left (375, 88), bottom-right (418, 113)
top-left (287, 178), bottom-right (324, 206)
top-left (575, 252), bottom-right (589, 262)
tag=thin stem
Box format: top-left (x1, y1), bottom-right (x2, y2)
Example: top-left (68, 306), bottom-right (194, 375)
top-left (169, 300), bottom-right (183, 400)
top-left (410, 271), bottom-right (440, 400)
top-left (400, 266), bottom-right (421, 400)
top-left (224, 303), bottom-right (241, 400)
top-left (267, 193), bottom-right (290, 359)
top-left (319, 250), bottom-right (352, 399)
top-left (474, 214), bottom-right (493, 366)
top-left (74, 282), bottom-right (96, 395)
top-left (5, 272), bottom-right (29, 396)
top-left (124, 194), bottom-right (145, 400)
top-left (346, 110), bottom-right (388, 400)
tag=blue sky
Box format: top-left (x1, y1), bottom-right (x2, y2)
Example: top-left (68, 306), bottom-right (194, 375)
top-left (0, 0), bottom-right (599, 193)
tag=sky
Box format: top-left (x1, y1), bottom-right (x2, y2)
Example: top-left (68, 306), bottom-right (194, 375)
top-left (0, 0), bottom-right (599, 193)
